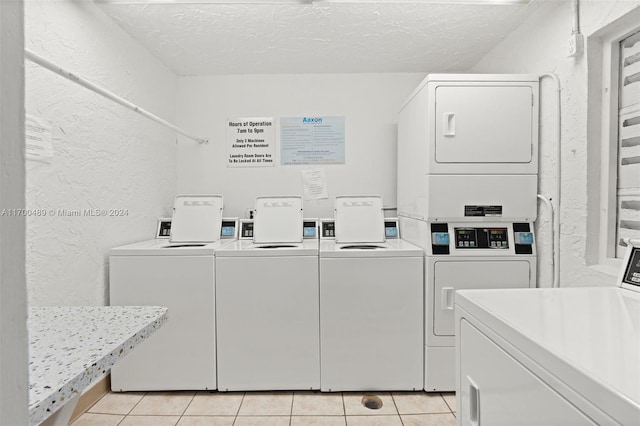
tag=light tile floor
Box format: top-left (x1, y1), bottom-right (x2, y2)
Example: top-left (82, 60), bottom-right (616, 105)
top-left (72, 391), bottom-right (456, 426)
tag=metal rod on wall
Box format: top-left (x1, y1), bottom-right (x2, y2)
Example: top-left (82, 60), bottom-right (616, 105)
top-left (24, 49), bottom-right (208, 145)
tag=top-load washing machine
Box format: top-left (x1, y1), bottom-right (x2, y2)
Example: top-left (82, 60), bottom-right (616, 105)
top-left (319, 196), bottom-right (424, 391)
top-left (110, 195), bottom-right (237, 391)
top-left (455, 239), bottom-right (640, 425)
top-left (215, 196), bottom-right (320, 391)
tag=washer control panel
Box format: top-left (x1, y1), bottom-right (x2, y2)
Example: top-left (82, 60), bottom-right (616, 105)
top-left (242, 218), bottom-right (319, 239)
top-left (430, 222), bottom-right (534, 255)
top-left (156, 218), bottom-right (172, 239)
top-left (239, 219), bottom-right (254, 239)
top-left (454, 227), bottom-right (508, 249)
top-left (321, 218), bottom-right (398, 239)
top-left (321, 219), bottom-right (336, 239)
top-left (220, 218), bottom-right (239, 239)
top-left (303, 219), bottom-right (319, 239)
top-left (623, 247), bottom-right (640, 287)
top-left (157, 217), bottom-right (238, 239)
top-left (385, 218), bottom-right (400, 239)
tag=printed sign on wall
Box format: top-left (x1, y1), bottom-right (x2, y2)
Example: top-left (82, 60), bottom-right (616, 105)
top-left (301, 168), bottom-right (329, 200)
top-left (25, 115), bottom-right (54, 163)
top-left (280, 116), bottom-right (345, 165)
top-left (226, 117), bottom-right (275, 167)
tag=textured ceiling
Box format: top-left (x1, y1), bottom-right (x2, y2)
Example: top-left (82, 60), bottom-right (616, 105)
top-left (95, 1), bottom-right (540, 76)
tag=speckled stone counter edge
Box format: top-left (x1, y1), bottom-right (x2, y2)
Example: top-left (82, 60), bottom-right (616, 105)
top-left (28, 306), bottom-right (168, 425)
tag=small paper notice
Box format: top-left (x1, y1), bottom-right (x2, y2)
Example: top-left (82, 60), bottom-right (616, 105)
top-left (25, 115), bottom-right (54, 163)
top-left (301, 169), bottom-right (328, 200)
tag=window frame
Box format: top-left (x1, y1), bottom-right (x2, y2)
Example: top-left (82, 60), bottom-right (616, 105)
top-left (593, 18), bottom-right (640, 273)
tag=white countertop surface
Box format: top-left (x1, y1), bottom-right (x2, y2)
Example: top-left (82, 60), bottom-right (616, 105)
top-left (28, 306), bottom-right (168, 425)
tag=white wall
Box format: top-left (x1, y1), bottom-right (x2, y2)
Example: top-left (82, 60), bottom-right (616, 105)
top-left (0, 0), bottom-right (28, 423)
top-left (25, 0), bottom-right (178, 306)
top-left (177, 73), bottom-right (425, 219)
top-left (471, 0), bottom-right (640, 287)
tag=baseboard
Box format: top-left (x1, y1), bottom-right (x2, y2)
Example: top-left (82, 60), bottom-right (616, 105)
top-left (69, 374), bottom-right (110, 424)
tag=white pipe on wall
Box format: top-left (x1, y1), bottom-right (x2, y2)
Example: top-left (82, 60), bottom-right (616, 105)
top-left (24, 49), bottom-right (209, 145)
top-left (540, 72), bottom-right (561, 288)
top-left (536, 194), bottom-right (554, 288)
top-left (571, 0), bottom-right (580, 34)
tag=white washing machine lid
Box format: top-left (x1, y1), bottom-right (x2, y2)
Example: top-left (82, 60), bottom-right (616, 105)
top-left (335, 195), bottom-right (385, 244)
top-left (170, 195), bottom-right (223, 243)
top-left (456, 286), bottom-right (640, 424)
top-left (253, 196), bottom-right (303, 244)
top-left (110, 238), bottom-right (234, 256)
top-left (215, 238), bottom-right (319, 257)
top-left (320, 239), bottom-right (423, 258)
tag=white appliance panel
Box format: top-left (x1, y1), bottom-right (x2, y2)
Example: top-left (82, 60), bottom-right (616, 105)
top-left (320, 256), bottom-right (423, 391)
top-left (170, 195), bottom-right (223, 243)
top-left (397, 86), bottom-right (429, 220)
top-left (433, 260), bottom-right (531, 336)
top-left (335, 196), bottom-right (385, 243)
top-left (455, 283), bottom-right (640, 425)
top-left (110, 255), bottom-right (216, 390)
top-left (434, 86), bottom-right (533, 164)
top-left (254, 196), bottom-right (303, 243)
top-left (216, 255), bottom-right (319, 390)
top-left (458, 319), bottom-right (599, 425)
top-left (425, 175), bottom-right (537, 222)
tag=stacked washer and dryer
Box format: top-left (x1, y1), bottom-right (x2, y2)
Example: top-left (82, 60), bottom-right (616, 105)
top-left (109, 195), bottom-right (237, 391)
top-left (397, 74), bottom-right (540, 391)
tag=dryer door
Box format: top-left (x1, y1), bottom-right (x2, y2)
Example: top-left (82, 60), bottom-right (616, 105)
top-left (434, 85), bottom-right (534, 165)
top-left (433, 260), bottom-right (531, 336)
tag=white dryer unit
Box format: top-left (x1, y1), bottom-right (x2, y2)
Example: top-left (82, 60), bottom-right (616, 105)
top-left (110, 195), bottom-right (235, 391)
top-left (319, 196), bottom-right (424, 391)
top-left (397, 74), bottom-right (539, 223)
top-left (215, 196), bottom-right (320, 391)
top-left (455, 239), bottom-right (640, 425)
top-left (423, 221), bottom-right (536, 392)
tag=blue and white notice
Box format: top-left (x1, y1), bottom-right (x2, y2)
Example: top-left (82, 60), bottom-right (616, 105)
top-left (280, 116), bottom-right (345, 165)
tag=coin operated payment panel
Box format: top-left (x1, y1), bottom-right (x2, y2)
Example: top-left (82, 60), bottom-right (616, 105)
top-left (430, 223), bottom-right (534, 255)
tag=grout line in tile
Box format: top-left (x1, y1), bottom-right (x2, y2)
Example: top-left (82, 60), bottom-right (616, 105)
top-left (289, 392), bottom-right (295, 426)
top-left (235, 414), bottom-right (307, 417)
top-left (289, 414), bottom-right (346, 417)
top-left (175, 391), bottom-right (198, 425)
top-left (390, 393), bottom-right (405, 426)
top-left (389, 392), bottom-right (400, 416)
top-left (440, 392), bottom-right (455, 414)
top-left (129, 391), bottom-right (148, 415)
top-left (115, 391), bottom-right (147, 426)
top-left (231, 392), bottom-right (246, 426)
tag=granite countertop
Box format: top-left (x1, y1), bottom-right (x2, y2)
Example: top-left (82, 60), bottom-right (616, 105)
top-left (28, 306), bottom-right (168, 425)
